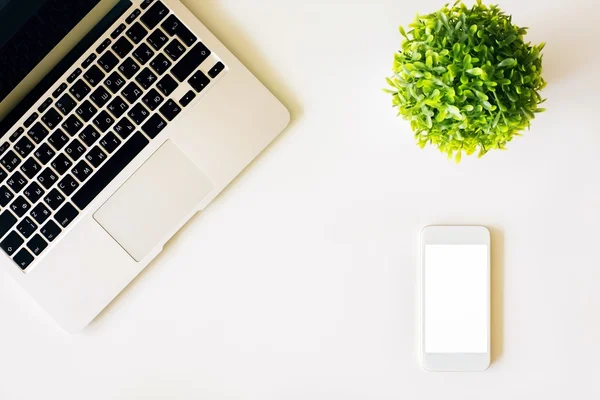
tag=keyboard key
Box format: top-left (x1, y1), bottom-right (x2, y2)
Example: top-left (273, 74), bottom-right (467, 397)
top-left (50, 154), bottom-right (73, 175)
top-left (135, 67), bottom-right (157, 89)
top-left (171, 42), bottom-right (210, 82)
top-left (118, 57), bottom-right (141, 79)
top-left (55, 203), bottom-right (79, 228)
top-left (98, 50), bottom-right (119, 72)
top-left (23, 182), bottom-right (44, 203)
top-left (83, 65), bottom-right (106, 87)
top-left (27, 122), bottom-right (49, 144)
top-left (0, 165), bottom-right (6, 183)
top-left (1, 231), bottom-right (23, 256)
top-left (82, 53), bottom-right (97, 69)
top-left (69, 79), bottom-right (91, 101)
top-left (9, 127), bottom-right (25, 143)
top-left (90, 86), bottom-right (112, 108)
top-left (188, 70), bottom-right (210, 92)
top-left (93, 110), bottom-right (115, 132)
top-left (179, 90), bottom-right (196, 107)
top-left (14, 248), bottom-right (34, 269)
top-left (156, 74), bottom-right (178, 96)
top-left (128, 103), bottom-right (150, 125)
top-left (164, 39), bottom-right (185, 61)
top-left (86, 146), bottom-right (107, 168)
top-left (142, 88), bottom-right (164, 110)
top-left (148, 28), bottom-right (168, 50)
top-left (111, 36), bottom-right (134, 58)
top-left (141, 0), bottom-right (155, 9)
top-left (150, 53), bottom-right (171, 75)
top-left (61, 115), bottom-right (84, 136)
top-left (104, 71), bottom-right (127, 93)
top-left (14, 136), bottom-right (35, 158)
top-left (161, 14), bottom-right (196, 46)
top-left (7, 171), bottom-right (27, 193)
top-left (17, 217), bottom-right (37, 238)
top-left (71, 160), bottom-right (93, 182)
top-left (99, 132), bottom-right (121, 154)
top-left (0, 210), bottom-right (17, 237)
top-left (107, 96), bottom-right (129, 118)
top-left (133, 42), bottom-right (155, 65)
top-left (27, 234), bottom-right (47, 256)
top-left (58, 174), bottom-right (79, 197)
top-left (37, 168), bottom-right (58, 189)
top-left (20, 157), bottom-right (41, 179)
top-left (1, 150), bottom-right (21, 172)
top-left (122, 82), bottom-right (144, 104)
top-left (38, 97), bottom-right (53, 113)
top-left (208, 61), bottom-right (225, 78)
top-left (0, 185), bottom-right (14, 206)
top-left (48, 129), bottom-right (70, 151)
top-left (96, 38), bottom-right (111, 54)
top-left (44, 189), bottom-right (65, 210)
top-left (79, 125), bottom-right (101, 147)
top-left (31, 203), bottom-right (51, 224)
top-left (55, 94), bottom-right (77, 115)
top-left (141, 1), bottom-right (169, 30)
top-left (0, 143), bottom-right (8, 158)
top-left (75, 100), bottom-right (98, 122)
top-left (114, 117), bottom-right (135, 139)
top-left (52, 83), bottom-right (68, 98)
top-left (10, 196), bottom-right (30, 217)
top-left (67, 68), bottom-right (82, 84)
top-left (111, 23), bottom-right (126, 39)
top-left (34, 144), bottom-right (56, 165)
top-left (159, 99), bottom-right (182, 121)
top-left (126, 8), bottom-right (141, 24)
top-left (73, 132), bottom-right (149, 209)
top-left (24, 112), bottom-right (39, 128)
top-left (141, 113), bottom-right (167, 139)
top-left (126, 22), bottom-right (148, 44)
top-left (41, 220), bottom-right (61, 242)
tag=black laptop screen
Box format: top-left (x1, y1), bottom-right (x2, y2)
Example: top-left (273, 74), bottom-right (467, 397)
top-left (0, 0), bottom-right (100, 103)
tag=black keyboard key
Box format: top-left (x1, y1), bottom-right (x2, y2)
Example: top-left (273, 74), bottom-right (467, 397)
top-left (179, 90), bottom-right (195, 107)
top-left (83, 65), bottom-right (106, 87)
top-left (86, 146), bottom-right (107, 168)
top-left (160, 99), bottom-right (185, 120)
top-left (82, 53), bottom-right (97, 69)
top-left (38, 97), bottom-right (53, 113)
top-left (122, 82), bottom-right (144, 104)
top-left (34, 144), bottom-right (56, 165)
top-left (90, 86), bottom-right (112, 108)
top-left (42, 108), bottom-right (62, 130)
top-left (208, 61), bottom-right (225, 78)
top-left (67, 68), bottom-right (82, 84)
top-left (20, 157), bottom-right (41, 179)
top-left (56, 94), bottom-right (77, 115)
top-left (41, 220), bottom-right (61, 242)
top-left (52, 83), bottom-right (68, 98)
top-left (133, 42), bottom-right (155, 65)
top-left (14, 137), bottom-right (35, 158)
top-left (118, 57), bottom-right (141, 79)
top-left (104, 71), bottom-right (127, 94)
top-left (188, 70), bottom-right (210, 92)
top-left (141, 1), bottom-right (169, 30)
top-left (75, 100), bottom-right (98, 122)
top-left (93, 110), bottom-right (115, 132)
top-left (111, 23), bottom-right (126, 39)
top-left (14, 248), bottom-right (34, 269)
top-left (164, 39), bottom-right (185, 61)
top-left (61, 115), bottom-right (84, 136)
top-left (23, 182), bottom-right (44, 204)
top-left (31, 203), bottom-right (51, 224)
top-left (1, 150), bottom-right (21, 172)
top-left (55, 203), bottom-right (79, 228)
top-left (161, 14), bottom-right (196, 46)
top-left (111, 36), bottom-right (134, 58)
top-left (148, 28), bottom-right (168, 50)
top-left (51, 154), bottom-right (73, 175)
top-left (9, 127), bottom-right (25, 143)
top-left (79, 125), bottom-right (101, 147)
top-left (17, 217), bottom-right (37, 238)
top-left (107, 96), bottom-right (129, 118)
top-left (23, 113), bottom-right (39, 128)
top-left (96, 38), bottom-right (111, 54)
top-left (0, 165), bottom-right (6, 183)
top-left (141, 0), bottom-right (155, 10)
top-left (0, 185), bottom-right (13, 206)
top-left (171, 42), bottom-right (210, 82)
top-left (27, 122), bottom-right (49, 144)
top-left (44, 188), bottom-right (65, 210)
top-left (27, 234), bottom-right (47, 256)
top-left (126, 22), bottom-right (148, 44)
top-left (70, 79), bottom-right (91, 101)
top-left (1, 231), bottom-right (24, 256)
top-left (98, 50), bottom-right (119, 72)
top-left (156, 74), bottom-right (178, 96)
top-left (126, 8), bottom-right (141, 24)
top-left (142, 88), bottom-right (164, 110)
top-left (128, 103), bottom-right (150, 125)
top-left (150, 53), bottom-right (171, 75)
top-left (0, 210), bottom-right (17, 237)
top-left (48, 129), bottom-right (70, 151)
top-left (71, 160), bottom-right (93, 182)
top-left (58, 174), bottom-right (79, 196)
top-left (114, 117), bottom-right (135, 139)
top-left (7, 171), bottom-right (27, 193)
top-left (37, 168), bottom-right (58, 189)
top-left (135, 67), bottom-right (157, 89)
top-left (72, 132), bottom-right (149, 209)
top-left (65, 139), bottom-right (87, 162)
top-left (0, 144), bottom-right (8, 160)
top-left (141, 113), bottom-right (167, 139)
top-left (99, 132), bottom-right (121, 154)
top-left (10, 196), bottom-right (30, 217)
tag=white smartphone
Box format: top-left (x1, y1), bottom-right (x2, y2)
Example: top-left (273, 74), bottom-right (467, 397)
top-left (419, 226), bottom-right (491, 372)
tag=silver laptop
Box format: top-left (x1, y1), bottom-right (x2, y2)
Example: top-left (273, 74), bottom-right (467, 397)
top-left (0, 0), bottom-right (289, 332)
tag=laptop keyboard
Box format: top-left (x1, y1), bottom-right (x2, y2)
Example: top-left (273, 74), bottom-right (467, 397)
top-left (0, 0), bottom-right (226, 271)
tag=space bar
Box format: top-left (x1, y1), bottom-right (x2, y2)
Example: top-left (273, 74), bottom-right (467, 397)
top-left (72, 132), bottom-right (149, 210)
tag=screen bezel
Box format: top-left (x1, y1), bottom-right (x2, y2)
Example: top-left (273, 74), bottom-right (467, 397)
top-left (419, 225), bottom-right (490, 372)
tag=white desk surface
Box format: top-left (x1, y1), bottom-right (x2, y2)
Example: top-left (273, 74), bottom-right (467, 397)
top-left (1, 0), bottom-right (599, 398)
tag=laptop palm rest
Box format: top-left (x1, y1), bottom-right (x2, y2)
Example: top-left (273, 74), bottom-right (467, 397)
top-left (94, 140), bottom-right (213, 262)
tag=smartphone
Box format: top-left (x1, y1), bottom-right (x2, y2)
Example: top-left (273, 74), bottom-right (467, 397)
top-left (419, 226), bottom-right (490, 372)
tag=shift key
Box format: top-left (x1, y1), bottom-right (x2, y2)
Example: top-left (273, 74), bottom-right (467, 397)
top-left (170, 42), bottom-right (211, 82)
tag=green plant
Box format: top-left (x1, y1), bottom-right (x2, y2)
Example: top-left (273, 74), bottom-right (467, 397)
top-left (386, 0), bottom-right (546, 162)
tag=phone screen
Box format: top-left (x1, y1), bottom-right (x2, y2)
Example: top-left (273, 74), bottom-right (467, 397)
top-left (424, 244), bottom-right (488, 353)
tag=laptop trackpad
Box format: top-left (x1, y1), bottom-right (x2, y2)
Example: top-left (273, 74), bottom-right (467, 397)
top-left (94, 140), bottom-right (213, 261)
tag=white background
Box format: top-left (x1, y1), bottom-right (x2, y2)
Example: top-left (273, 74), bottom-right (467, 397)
top-left (1, 0), bottom-right (600, 398)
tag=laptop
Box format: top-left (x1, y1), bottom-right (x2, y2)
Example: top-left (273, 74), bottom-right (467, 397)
top-left (0, 0), bottom-right (290, 332)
